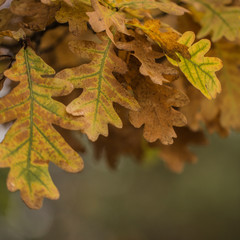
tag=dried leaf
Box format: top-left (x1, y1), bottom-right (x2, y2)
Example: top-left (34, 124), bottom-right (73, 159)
top-left (87, 0), bottom-right (129, 43)
top-left (56, 32), bottom-right (139, 141)
top-left (168, 31), bottom-right (222, 99)
top-left (0, 47), bottom-right (84, 209)
top-left (129, 76), bottom-right (189, 145)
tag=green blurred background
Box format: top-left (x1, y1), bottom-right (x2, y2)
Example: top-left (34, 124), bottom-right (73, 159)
top-left (0, 132), bottom-right (240, 240)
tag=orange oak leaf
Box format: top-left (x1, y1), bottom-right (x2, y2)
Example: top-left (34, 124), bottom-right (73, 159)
top-left (0, 47), bottom-right (85, 209)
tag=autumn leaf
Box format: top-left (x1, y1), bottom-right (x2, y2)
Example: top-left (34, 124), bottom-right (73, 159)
top-left (55, 0), bottom-right (92, 37)
top-left (87, 0), bottom-right (129, 43)
top-left (116, 32), bottom-right (179, 84)
top-left (129, 75), bottom-right (189, 145)
top-left (183, 0), bottom-right (240, 41)
top-left (168, 31), bottom-right (222, 99)
top-left (56, 32), bottom-right (139, 141)
top-left (127, 19), bottom-right (190, 60)
top-left (0, 47), bottom-right (84, 209)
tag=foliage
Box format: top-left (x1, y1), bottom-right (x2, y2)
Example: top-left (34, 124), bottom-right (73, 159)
top-left (0, 0), bottom-right (239, 209)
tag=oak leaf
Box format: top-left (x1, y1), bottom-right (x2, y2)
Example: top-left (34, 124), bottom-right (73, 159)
top-left (0, 47), bottom-right (84, 209)
top-left (168, 31), bottom-right (222, 99)
top-left (183, 0), bottom-right (240, 41)
top-left (87, 0), bottom-right (129, 43)
top-left (56, 32), bottom-right (139, 141)
top-left (129, 76), bottom-right (189, 145)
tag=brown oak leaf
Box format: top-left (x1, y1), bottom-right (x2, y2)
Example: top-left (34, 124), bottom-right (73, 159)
top-left (129, 76), bottom-right (189, 145)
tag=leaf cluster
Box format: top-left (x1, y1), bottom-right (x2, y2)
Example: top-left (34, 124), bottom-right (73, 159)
top-left (0, 0), bottom-right (239, 209)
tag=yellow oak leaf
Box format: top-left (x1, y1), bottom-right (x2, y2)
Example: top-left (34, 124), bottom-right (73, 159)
top-left (0, 47), bottom-right (84, 209)
top-left (116, 32), bottom-right (179, 84)
top-left (127, 19), bottom-right (190, 61)
top-left (183, 0), bottom-right (240, 41)
top-left (55, 0), bottom-right (92, 37)
top-left (56, 32), bottom-right (139, 141)
top-left (168, 31), bottom-right (222, 99)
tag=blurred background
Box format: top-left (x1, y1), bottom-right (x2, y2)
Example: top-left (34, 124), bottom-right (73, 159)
top-left (0, 131), bottom-right (240, 240)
